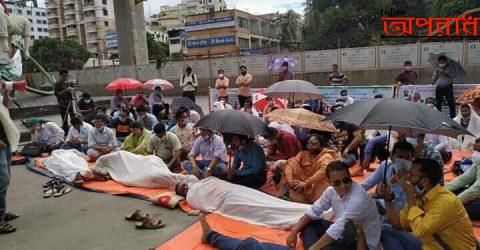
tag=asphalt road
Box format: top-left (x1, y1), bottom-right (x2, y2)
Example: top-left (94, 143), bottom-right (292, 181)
top-left (2, 165), bottom-right (197, 250)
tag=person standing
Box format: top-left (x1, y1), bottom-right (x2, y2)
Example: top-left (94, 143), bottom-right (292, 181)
top-left (180, 66), bottom-right (198, 103)
top-left (328, 64), bottom-right (349, 86)
top-left (395, 60), bottom-right (417, 85)
top-left (215, 69), bottom-right (229, 103)
top-left (433, 55), bottom-right (457, 118)
top-left (0, 89), bottom-right (20, 234)
top-left (278, 62), bottom-right (295, 81)
top-left (54, 69), bottom-right (74, 133)
top-left (235, 65), bottom-right (252, 108)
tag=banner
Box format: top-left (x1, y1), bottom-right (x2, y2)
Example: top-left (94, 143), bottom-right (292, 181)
top-left (467, 42), bottom-right (480, 65)
top-left (186, 36), bottom-right (235, 48)
top-left (340, 47), bottom-right (376, 70)
top-left (304, 50), bottom-right (338, 72)
top-left (211, 58), bottom-right (238, 77)
top-left (185, 16), bottom-right (235, 31)
top-left (420, 42), bottom-right (464, 66)
top-left (318, 86), bottom-right (395, 106)
top-left (378, 44), bottom-right (418, 68)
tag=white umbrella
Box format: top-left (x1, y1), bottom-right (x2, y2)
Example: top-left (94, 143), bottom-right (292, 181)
top-left (264, 80), bottom-right (323, 100)
top-left (143, 79), bottom-right (174, 90)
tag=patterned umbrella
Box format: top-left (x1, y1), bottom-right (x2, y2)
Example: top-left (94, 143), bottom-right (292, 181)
top-left (265, 108), bottom-right (336, 132)
top-left (457, 86), bottom-right (480, 104)
top-left (267, 56), bottom-right (298, 71)
top-left (143, 79), bottom-right (174, 90)
top-left (105, 78), bottom-right (143, 91)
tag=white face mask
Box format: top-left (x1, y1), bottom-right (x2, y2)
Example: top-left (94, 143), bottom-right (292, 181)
top-left (219, 74), bottom-right (224, 78)
top-left (282, 66), bottom-right (287, 71)
top-left (405, 66), bottom-right (412, 71)
top-left (439, 63), bottom-right (446, 68)
top-left (84, 99), bottom-right (91, 104)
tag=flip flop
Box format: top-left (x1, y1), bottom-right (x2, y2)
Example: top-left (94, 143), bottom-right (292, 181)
top-left (43, 187), bottom-right (54, 198)
top-left (0, 222), bottom-right (16, 234)
top-left (43, 180), bottom-right (56, 188)
top-left (125, 209), bottom-right (147, 221)
top-left (135, 215), bottom-right (165, 230)
top-left (53, 186), bottom-right (72, 198)
top-left (4, 213), bottom-right (20, 222)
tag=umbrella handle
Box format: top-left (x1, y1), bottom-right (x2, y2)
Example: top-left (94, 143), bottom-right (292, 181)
top-left (383, 126), bottom-right (392, 183)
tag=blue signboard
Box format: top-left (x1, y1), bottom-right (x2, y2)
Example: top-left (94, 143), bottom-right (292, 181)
top-left (186, 16), bottom-right (235, 31)
top-left (187, 36), bottom-right (235, 48)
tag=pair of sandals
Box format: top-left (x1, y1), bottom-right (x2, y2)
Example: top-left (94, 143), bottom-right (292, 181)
top-left (0, 213), bottom-right (20, 234)
top-left (125, 209), bottom-right (165, 230)
top-left (43, 179), bottom-right (72, 198)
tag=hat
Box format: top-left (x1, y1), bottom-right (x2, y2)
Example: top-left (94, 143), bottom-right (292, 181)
top-left (24, 118), bottom-right (49, 127)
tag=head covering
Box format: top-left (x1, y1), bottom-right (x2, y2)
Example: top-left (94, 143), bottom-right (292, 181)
top-left (24, 117), bottom-right (50, 127)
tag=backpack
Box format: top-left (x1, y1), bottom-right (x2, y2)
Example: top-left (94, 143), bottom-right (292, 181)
top-left (182, 74), bottom-right (198, 92)
top-left (19, 141), bottom-right (47, 157)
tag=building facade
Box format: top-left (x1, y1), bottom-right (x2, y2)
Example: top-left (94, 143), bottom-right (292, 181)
top-left (45, 0), bottom-right (116, 59)
top-left (5, 1), bottom-right (49, 41)
top-left (185, 9), bottom-right (280, 59)
top-left (146, 19), bottom-right (168, 44)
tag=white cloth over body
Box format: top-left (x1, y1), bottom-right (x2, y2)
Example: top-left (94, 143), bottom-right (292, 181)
top-left (450, 104), bottom-right (480, 150)
top-left (96, 151), bottom-right (198, 189)
top-left (42, 149), bottom-right (91, 181)
top-left (186, 177), bottom-right (310, 228)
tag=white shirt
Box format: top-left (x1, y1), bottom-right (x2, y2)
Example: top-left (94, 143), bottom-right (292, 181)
top-left (179, 74), bottom-right (198, 92)
top-left (240, 107), bottom-right (259, 117)
top-left (32, 122), bottom-right (65, 145)
top-left (306, 183), bottom-right (381, 250)
top-left (66, 122), bottom-right (93, 145)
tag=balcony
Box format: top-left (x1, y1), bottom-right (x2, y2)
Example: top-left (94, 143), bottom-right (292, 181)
top-left (47, 11), bottom-right (58, 18)
top-left (84, 15), bottom-right (97, 22)
top-left (46, 1), bottom-right (57, 9)
top-left (86, 35), bottom-right (98, 44)
top-left (64, 18), bottom-right (76, 26)
top-left (83, 2), bottom-right (97, 11)
top-left (66, 27), bottom-right (77, 37)
top-left (85, 25), bottom-right (97, 33)
top-left (64, 0), bottom-right (76, 5)
top-left (49, 32), bottom-right (60, 39)
top-left (64, 8), bottom-right (76, 16)
top-left (48, 22), bottom-right (59, 28)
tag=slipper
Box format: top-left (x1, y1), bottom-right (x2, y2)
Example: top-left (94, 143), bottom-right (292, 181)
top-left (43, 187), bottom-right (54, 198)
top-left (4, 213), bottom-right (20, 222)
top-left (0, 222), bottom-right (16, 234)
top-left (135, 215), bottom-right (165, 230)
top-left (125, 209), bottom-right (147, 221)
top-left (43, 179), bottom-right (56, 188)
top-left (53, 186), bottom-right (72, 198)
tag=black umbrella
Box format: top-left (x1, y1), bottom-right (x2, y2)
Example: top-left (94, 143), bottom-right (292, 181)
top-left (170, 97), bottom-right (204, 117)
top-left (327, 98), bottom-right (472, 181)
top-left (194, 109), bottom-right (269, 138)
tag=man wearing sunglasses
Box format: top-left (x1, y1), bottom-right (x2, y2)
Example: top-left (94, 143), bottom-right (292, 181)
top-left (287, 161), bottom-right (381, 250)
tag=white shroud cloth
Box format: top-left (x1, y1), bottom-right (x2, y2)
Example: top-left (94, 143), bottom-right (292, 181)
top-left (42, 149), bottom-right (91, 181)
top-left (96, 151), bottom-right (198, 189)
top-left (187, 177), bottom-right (310, 228)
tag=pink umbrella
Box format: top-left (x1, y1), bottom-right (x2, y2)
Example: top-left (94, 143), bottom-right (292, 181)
top-left (143, 79), bottom-right (174, 90)
top-left (105, 78), bottom-right (143, 91)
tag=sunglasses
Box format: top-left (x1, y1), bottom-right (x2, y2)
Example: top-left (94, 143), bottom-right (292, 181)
top-left (331, 177), bottom-right (352, 187)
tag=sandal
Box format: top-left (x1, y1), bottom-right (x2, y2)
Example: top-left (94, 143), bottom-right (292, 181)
top-left (4, 213), bottom-right (20, 222)
top-left (135, 215), bottom-right (165, 230)
top-left (43, 179), bottom-right (56, 188)
top-left (125, 209), bottom-right (147, 221)
top-left (43, 187), bottom-right (54, 198)
top-left (0, 222), bottom-right (16, 234)
top-left (53, 185), bottom-right (72, 198)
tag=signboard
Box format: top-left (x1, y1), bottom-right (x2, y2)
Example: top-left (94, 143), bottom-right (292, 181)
top-left (304, 50), bottom-right (338, 72)
top-left (340, 47), bottom-right (376, 70)
top-left (185, 16), bottom-right (235, 31)
top-left (318, 86), bottom-right (395, 106)
top-left (239, 56), bottom-right (269, 75)
top-left (270, 53), bottom-right (303, 72)
top-left (184, 60), bottom-right (211, 78)
top-left (187, 36), bottom-right (235, 48)
top-left (379, 44), bottom-right (418, 68)
top-left (137, 64), bottom-right (159, 82)
top-left (211, 58), bottom-right (238, 77)
top-left (467, 42), bottom-right (480, 65)
top-left (77, 69), bottom-right (96, 85)
top-left (95, 68), bottom-right (116, 84)
top-left (420, 42), bottom-right (464, 66)
top-left (161, 62), bottom-right (183, 80)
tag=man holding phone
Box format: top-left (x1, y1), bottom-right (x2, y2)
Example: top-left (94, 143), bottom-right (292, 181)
top-left (180, 66), bottom-right (198, 103)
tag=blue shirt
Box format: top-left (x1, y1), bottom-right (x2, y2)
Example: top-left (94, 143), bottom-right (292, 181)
top-left (361, 160), bottom-right (407, 211)
top-left (232, 142), bottom-right (266, 176)
top-left (189, 134), bottom-right (228, 162)
top-left (434, 64), bottom-right (456, 87)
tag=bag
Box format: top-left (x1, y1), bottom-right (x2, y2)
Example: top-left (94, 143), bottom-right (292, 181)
top-left (19, 142), bottom-right (46, 157)
top-left (182, 74), bottom-right (198, 92)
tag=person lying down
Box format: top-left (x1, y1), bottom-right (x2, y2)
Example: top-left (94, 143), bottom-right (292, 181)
top-left (93, 151), bottom-right (198, 189)
top-left (175, 177), bottom-right (311, 228)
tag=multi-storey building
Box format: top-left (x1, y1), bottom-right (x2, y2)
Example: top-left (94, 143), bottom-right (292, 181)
top-left (5, 1), bottom-right (49, 41)
top-left (45, 0), bottom-right (115, 59)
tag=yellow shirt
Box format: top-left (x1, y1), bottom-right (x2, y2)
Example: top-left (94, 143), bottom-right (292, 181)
top-left (398, 184), bottom-right (476, 250)
top-left (235, 73), bottom-right (252, 97)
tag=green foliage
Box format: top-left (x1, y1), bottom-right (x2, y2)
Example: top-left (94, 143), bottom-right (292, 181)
top-left (25, 38), bottom-right (90, 72)
top-left (147, 32), bottom-right (169, 62)
top-left (273, 10), bottom-right (303, 50)
top-left (427, 0), bottom-right (479, 17)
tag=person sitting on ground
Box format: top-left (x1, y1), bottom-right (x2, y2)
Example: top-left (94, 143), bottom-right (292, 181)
top-left (279, 134), bottom-right (339, 204)
top-left (188, 108), bottom-right (201, 124)
top-left (265, 127), bottom-right (302, 161)
top-left (149, 86), bottom-right (169, 120)
top-left (76, 92), bottom-right (96, 123)
top-left (112, 103), bottom-right (135, 120)
top-left (360, 131), bottom-right (406, 174)
top-left (130, 88), bottom-right (149, 109)
top-left (94, 106), bottom-right (113, 127)
top-left (110, 89), bottom-right (128, 115)
top-left (411, 133), bottom-right (443, 168)
top-left (278, 62), bottom-right (295, 81)
top-left (146, 123), bottom-right (182, 170)
top-left (361, 141), bottom-right (414, 213)
top-left (447, 138), bottom-right (480, 220)
top-left (25, 118), bottom-right (65, 152)
top-left (471, 97), bottom-right (480, 116)
top-left (87, 114), bottom-right (118, 161)
top-left (240, 100), bottom-right (259, 117)
top-left (380, 158), bottom-right (477, 250)
top-left (336, 90), bottom-right (355, 107)
top-left (218, 96), bottom-right (233, 110)
top-left (445, 104), bottom-right (480, 151)
top-left (411, 92), bottom-right (422, 103)
top-left (111, 108), bottom-right (134, 142)
top-left (169, 109), bottom-right (196, 152)
top-left (183, 128), bottom-right (228, 179)
top-left (262, 97), bottom-right (282, 117)
top-left (61, 116), bottom-right (93, 153)
top-left (331, 121), bottom-right (361, 168)
top-left (226, 134), bottom-right (267, 189)
top-left (286, 161), bottom-right (381, 250)
top-left (121, 121), bottom-right (151, 155)
top-left (176, 176), bottom-right (310, 228)
top-left (136, 105), bottom-right (158, 131)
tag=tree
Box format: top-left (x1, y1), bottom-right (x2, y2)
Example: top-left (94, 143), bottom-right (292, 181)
top-left (146, 32), bottom-right (169, 67)
top-left (427, 0), bottom-right (478, 17)
top-left (25, 38), bottom-right (90, 72)
top-left (273, 10), bottom-right (303, 51)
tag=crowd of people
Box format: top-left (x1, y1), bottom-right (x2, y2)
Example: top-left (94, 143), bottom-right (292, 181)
top-left (0, 56), bottom-right (478, 250)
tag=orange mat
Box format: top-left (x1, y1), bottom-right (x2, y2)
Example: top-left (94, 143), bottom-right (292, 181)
top-left (158, 213), bottom-right (301, 250)
top-left (81, 180), bottom-right (170, 199)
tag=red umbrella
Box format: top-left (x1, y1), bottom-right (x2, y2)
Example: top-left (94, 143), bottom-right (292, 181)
top-left (105, 78), bottom-right (143, 91)
top-left (253, 88), bottom-right (287, 112)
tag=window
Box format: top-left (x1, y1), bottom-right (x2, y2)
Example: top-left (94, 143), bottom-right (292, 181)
top-left (104, 21), bottom-right (109, 27)
top-left (28, 19), bottom-right (32, 22)
top-left (37, 28), bottom-right (42, 32)
top-left (209, 0), bottom-right (212, 3)
top-left (30, 27), bottom-right (33, 31)
top-left (37, 20), bottom-right (41, 24)
top-left (43, 28), bottom-right (48, 32)
top-left (102, 0), bottom-right (107, 4)
top-left (42, 12), bottom-right (46, 16)
top-left (36, 11), bottom-right (40, 16)
top-left (27, 10), bottom-right (31, 15)
top-left (30, 35), bottom-right (34, 39)
top-left (238, 38), bottom-right (249, 49)
top-left (7, 8), bottom-right (11, 13)
top-left (39, 36), bottom-right (43, 39)
top-left (17, 10), bottom-right (22, 14)
top-left (103, 9), bottom-right (108, 16)
top-left (43, 20), bottom-right (47, 24)
top-left (238, 17), bottom-right (249, 29)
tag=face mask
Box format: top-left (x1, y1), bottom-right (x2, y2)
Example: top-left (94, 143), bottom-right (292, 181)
top-left (439, 63), bottom-right (446, 68)
top-left (405, 66), bottom-right (412, 71)
top-left (84, 99), bottom-right (91, 104)
top-left (282, 66), bottom-right (287, 71)
top-left (219, 74), bottom-right (224, 78)
top-left (184, 119), bottom-right (192, 124)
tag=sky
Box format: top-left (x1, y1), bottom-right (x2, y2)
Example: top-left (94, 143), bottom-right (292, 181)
top-left (36, 0), bottom-right (305, 16)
